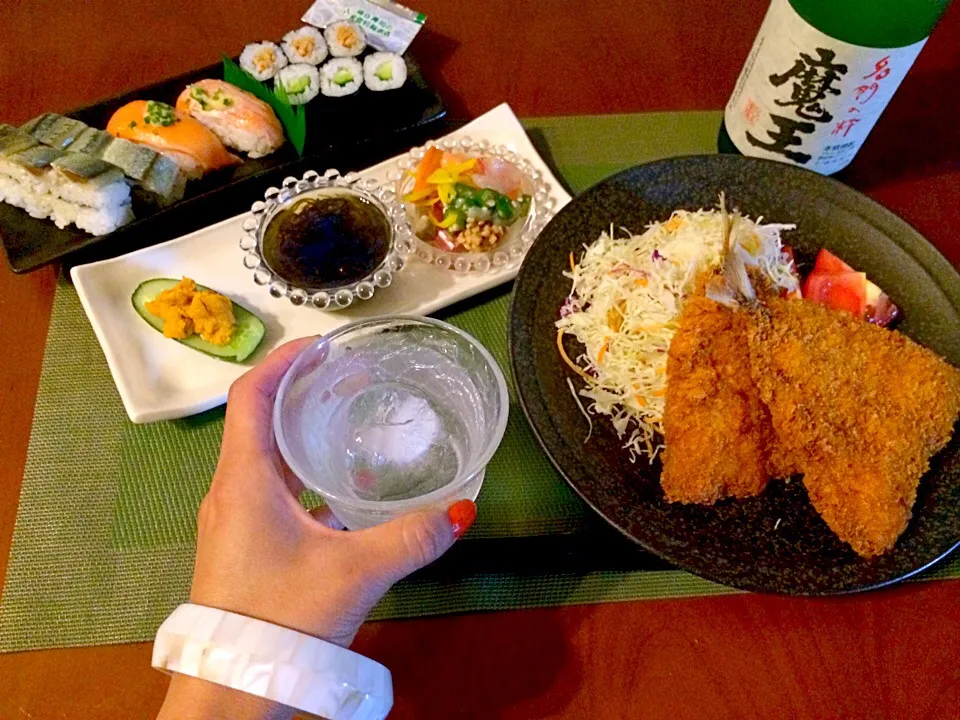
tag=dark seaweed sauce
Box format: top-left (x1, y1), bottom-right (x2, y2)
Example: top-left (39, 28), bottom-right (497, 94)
top-left (261, 194), bottom-right (391, 290)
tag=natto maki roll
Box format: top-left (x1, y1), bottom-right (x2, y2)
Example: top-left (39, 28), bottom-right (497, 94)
top-left (240, 41), bottom-right (288, 81)
top-left (282, 26), bottom-right (328, 66)
top-left (325, 20), bottom-right (366, 58)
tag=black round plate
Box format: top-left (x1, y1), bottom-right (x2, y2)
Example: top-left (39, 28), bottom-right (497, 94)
top-left (510, 155), bottom-right (960, 595)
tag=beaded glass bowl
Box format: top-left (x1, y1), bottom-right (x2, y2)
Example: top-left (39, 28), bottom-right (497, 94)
top-left (387, 138), bottom-right (554, 273)
top-left (240, 170), bottom-right (414, 310)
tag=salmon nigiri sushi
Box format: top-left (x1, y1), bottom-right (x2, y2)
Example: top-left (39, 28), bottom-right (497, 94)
top-left (176, 80), bottom-right (284, 159)
top-left (106, 100), bottom-right (240, 179)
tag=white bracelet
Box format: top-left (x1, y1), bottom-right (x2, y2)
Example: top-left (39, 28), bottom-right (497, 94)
top-left (152, 603), bottom-right (393, 720)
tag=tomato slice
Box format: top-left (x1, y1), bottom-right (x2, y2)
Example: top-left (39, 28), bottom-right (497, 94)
top-left (803, 271), bottom-right (867, 316)
top-left (803, 249), bottom-right (899, 325)
top-left (813, 248), bottom-right (855, 275)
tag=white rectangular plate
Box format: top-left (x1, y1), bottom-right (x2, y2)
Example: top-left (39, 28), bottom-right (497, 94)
top-left (71, 103), bottom-right (571, 423)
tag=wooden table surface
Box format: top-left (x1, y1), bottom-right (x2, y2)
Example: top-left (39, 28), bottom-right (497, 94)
top-left (2, 1), bottom-right (960, 718)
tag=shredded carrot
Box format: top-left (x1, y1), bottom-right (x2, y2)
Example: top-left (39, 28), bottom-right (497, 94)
top-left (634, 277), bottom-right (648, 287)
top-left (634, 394), bottom-right (646, 407)
top-left (413, 146), bottom-right (443, 191)
top-left (653, 388), bottom-right (667, 397)
top-left (556, 330), bottom-right (594, 382)
top-left (597, 337), bottom-right (610, 365)
top-left (569, 251), bottom-right (575, 273)
top-left (665, 215), bottom-right (684, 232)
top-left (655, 366), bottom-right (666, 376)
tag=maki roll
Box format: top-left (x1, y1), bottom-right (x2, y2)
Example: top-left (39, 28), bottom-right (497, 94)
top-left (240, 41), bottom-right (288, 81)
top-left (281, 26), bottom-right (328, 66)
top-left (320, 58), bottom-right (363, 97)
top-left (324, 20), bottom-right (366, 58)
top-left (363, 52), bottom-right (407, 91)
top-left (275, 64), bottom-right (321, 105)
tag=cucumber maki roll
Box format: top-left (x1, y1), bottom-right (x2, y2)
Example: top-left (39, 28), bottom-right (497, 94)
top-left (363, 52), bottom-right (407, 91)
top-left (320, 58), bottom-right (363, 98)
top-left (275, 64), bottom-right (321, 105)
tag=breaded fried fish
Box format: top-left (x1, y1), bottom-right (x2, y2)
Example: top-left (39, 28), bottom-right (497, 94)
top-left (745, 297), bottom-right (960, 557)
top-left (661, 195), bottom-right (960, 557)
top-left (661, 296), bottom-right (777, 503)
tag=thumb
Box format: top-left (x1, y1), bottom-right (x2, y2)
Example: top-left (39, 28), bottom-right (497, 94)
top-left (354, 500), bottom-right (476, 587)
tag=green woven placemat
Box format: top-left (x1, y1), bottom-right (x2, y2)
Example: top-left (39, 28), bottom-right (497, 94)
top-left (4, 111), bottom-right (955, 653)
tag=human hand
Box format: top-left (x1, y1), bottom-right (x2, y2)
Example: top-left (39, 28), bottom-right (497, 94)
top-left (189, 336), bottom-right (476, 646)
top-left (158, 338), bottom-right (476, 720)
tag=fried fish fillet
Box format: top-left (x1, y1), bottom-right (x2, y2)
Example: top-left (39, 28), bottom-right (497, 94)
top-left (661, 296), bottom-right (779, 503)
top-left (745, 298), bottom-right (960, 557)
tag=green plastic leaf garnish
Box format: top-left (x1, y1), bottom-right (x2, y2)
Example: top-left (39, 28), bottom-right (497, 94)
top-left (222, 55), bottom-right (307, 157)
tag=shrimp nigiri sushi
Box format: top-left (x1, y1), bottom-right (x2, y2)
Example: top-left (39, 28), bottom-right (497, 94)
top-left (106, 100), bottom-right (240, 179)
top-left (176, 80), bottom-right (284, 159)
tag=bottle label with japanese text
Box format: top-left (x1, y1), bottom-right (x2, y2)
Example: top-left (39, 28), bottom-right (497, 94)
top-left (725, 0), bottom-right (926, 174)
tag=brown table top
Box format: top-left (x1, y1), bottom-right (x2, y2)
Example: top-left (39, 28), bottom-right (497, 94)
top-left (2, 1), bottom-right (960, 718)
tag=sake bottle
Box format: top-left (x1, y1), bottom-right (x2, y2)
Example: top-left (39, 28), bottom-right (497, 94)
top-left (719, 0), bottom-right (953, 174)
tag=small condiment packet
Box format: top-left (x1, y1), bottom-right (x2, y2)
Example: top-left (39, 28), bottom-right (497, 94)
top-left (302, 0), bottom-right (426, 54)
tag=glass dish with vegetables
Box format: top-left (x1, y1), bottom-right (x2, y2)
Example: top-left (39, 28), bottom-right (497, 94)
top-left (390, 138), bottom-right (553, 272)
top-left (240, 169), bottom-right (414, 310)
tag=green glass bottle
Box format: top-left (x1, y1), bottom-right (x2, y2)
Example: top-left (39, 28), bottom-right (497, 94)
top-left (719, 0), bottom-right (953, 173)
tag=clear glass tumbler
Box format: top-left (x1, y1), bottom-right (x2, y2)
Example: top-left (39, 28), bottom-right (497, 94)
top-left (274, 316), bottom-right (509, 529)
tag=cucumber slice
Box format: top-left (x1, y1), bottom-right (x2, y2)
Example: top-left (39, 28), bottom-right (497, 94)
top-left (333, 69), bottom-right (354, 86)
top-left (131, 278), bottom-right (265, 362)
top-left (286, 75), bottom-right (312, 94)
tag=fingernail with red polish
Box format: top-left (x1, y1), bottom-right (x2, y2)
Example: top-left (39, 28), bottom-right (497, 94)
top-left (448, 499), bottom-right (476, 539)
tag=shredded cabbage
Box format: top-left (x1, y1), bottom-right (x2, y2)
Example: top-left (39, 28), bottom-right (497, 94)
top-left (556, 208), bottom-right (798, 462)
